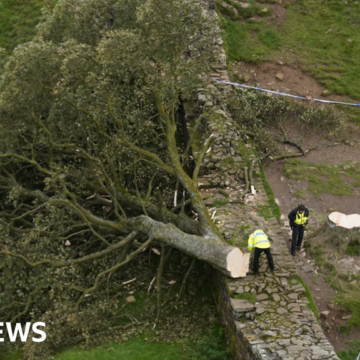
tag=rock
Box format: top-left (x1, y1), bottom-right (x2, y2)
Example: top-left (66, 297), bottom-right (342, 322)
top-left (347, 39), bottom-right (353, 43)
top-left (262, 7), bottom-right (268, 12)
top-left (256, 293), bottom-right (269, 301)
top-left (322, 90), bottom-right (330, 96)
top-left (277, 338), bottom-right (290, 346)
top-left (266, 92), bottom-right (273, 97)
top-left (211, 155), bottom-right (221, 163)
top-left (327, 304), bottom-right (335, 310)
top-left (272, 294), bottom-right (281, 302)
top-left (263, 330), bottom-right (277, 337)
top-left (306, 96), bottom-right (313, 100)
top-left (343, 165), bottom-right (351, 170)
top-left (276, 73), bottom-right (284, 81)
top-left (291, 337), bottom-right (303, 346)
top-left (321, 311), bottom-right (330, 318)
top-left (239, 2), bottom-right (250, 8)
top-left (266, 287), bottom-right (278, 294)
top-left (126, 296), bottom-right (136, 303)
top-left (256, 307), bottom-right (266, 315)
top-left (198, 93), bottom-right (207, 104)
top-left (312, 324), bottom-right (322, 333)
top-left (277, 307), bottom-right (288, 314)
top-left (230, 298), bottom-right (255, 313)
top-left (259, 263), bottom-right (267, 272)
top-left (302, 265), bottom-right (313, 273)
top-left (214, 109), bottom-right (228, 118)
top-left (244, 74), bottom-right (251, 82)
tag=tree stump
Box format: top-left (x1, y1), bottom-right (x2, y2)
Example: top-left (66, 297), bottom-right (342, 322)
top-left (323, 212), bottom-right (360, 253)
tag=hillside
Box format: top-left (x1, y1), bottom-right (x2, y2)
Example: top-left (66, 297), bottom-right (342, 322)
top-left (217, 0), bottom-right (360, 356)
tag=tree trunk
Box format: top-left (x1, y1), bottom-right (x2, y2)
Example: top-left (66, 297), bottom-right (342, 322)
top-left (129, 215), bottom-right (250, 278)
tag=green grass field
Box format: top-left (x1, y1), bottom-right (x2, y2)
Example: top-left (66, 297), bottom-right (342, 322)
top-left (0, 0), bottom-right (56, 52)
top-left (283, 159), bottom-right (360, 198)
top-left (281, 0), bottom-right (360, 99)
top-left (220, 0), bottom-right (360, 123)
top-left (3, 325), bottom-right (231, 360)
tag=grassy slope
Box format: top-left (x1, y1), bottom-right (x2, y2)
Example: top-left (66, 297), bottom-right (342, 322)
top-left (219, 1), bottom-right (360, 357)
top-left (220, 0), bottom-right (360, 122)
top-left (283, 159), bottom-right (360, 199)
top-left (0, 0), bottom-right (56, 52)
top-left (281, 0), bottom-right (360, 99)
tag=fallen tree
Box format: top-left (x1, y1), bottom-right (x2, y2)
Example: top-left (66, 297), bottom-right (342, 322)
top-left (0, 1), bottom-right (249, 354)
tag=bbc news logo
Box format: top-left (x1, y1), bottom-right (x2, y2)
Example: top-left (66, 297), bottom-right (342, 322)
top-left (0, 322), bottom-right (46, 343)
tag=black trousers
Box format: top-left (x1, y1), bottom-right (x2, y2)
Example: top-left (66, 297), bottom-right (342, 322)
top-left (253, 247), bottom-right (274, 273)
top-left (291, 225), bottom-right (305, 255)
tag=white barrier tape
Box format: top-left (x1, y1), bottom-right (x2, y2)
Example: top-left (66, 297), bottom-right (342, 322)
top-left (215, 80), bottom-right (360, 107)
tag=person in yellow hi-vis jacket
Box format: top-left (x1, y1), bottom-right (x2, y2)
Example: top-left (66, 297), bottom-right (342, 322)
top-left (288, 204), bottom-right (309, 256)
top-left (248, 229), bottom-right (274, 275)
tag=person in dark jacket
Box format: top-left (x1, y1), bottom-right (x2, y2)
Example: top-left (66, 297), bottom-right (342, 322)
top-left (288, 204), bottom-right (309, 256)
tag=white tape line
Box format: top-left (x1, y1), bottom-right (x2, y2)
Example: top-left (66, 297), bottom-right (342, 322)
top-left (216, 80), bottom-right (360, 107)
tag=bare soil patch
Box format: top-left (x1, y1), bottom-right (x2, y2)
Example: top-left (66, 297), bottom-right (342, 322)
top-left (232, 61), bottom-right (360, 105)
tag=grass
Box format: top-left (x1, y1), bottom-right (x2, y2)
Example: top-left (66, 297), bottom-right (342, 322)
top-left (3, 351), bottom-right (23, 360)
top-left (219, 17), bottom-right (278, 62)
top-left (258, 30), bottom-right (281, 50)
top-left (233, 292), bottom-right (256, 303)
top-left (335, 291), bottom-right (360, 335)
top-left (283, 159), bottom-right (360, 198)
top-left (213, 198), bottom-right (230, 207)
top-left (3, 256), bottom-right (230, 360)
top-left (0, 0), bottom-right (57, 52)
top-left (3, 326), bottom-right (231, 360)
top-left (291, 275), bottom-right (319, 322)
top-left (218, 0), bottom-right (360, 124)
top-left (337, 340), bottom-right (360, 360)
top-left (219, 0), bottom-right (360, 121)
top-left (280, 0), bottom-right (360, 101)
top-left (258, 164), bottom-right (281, 221)
top-left (54, 336), bottom-right (190, 360)
top-left (309, 247), bottom-right (360, 335)
top-left (345, 240), bottom-right (360, 256)
top-left (294, 188), bottom-right (308, 200)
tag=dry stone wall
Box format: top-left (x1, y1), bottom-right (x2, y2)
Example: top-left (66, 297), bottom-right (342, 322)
top-left (195, 4), bottom-right (341, 360)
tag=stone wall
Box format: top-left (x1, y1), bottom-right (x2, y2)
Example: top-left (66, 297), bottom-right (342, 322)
top-left (195, 4), bottom-right (340, 360)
